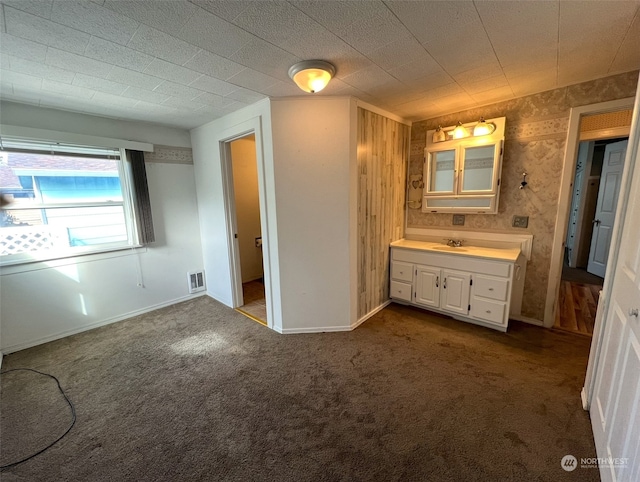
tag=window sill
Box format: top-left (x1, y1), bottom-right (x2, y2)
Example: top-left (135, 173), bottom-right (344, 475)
top-left (0, 245), bottom-right (147, 276)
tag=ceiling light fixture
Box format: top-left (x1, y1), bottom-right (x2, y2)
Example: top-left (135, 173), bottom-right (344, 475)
top-left (452, 121), bottom-right (470, 139)
top-left (473, 117), bottom-right (496, 137)
top-left (288, 60), bottom-right (336, 94)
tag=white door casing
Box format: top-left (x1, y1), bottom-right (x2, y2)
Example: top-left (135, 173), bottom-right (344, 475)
top-left (545, 97), bottom-right (635, 327)
top-left (589, 89), bottom-right (640, 481)
top-left (587, 140), bottom-right (628, 278)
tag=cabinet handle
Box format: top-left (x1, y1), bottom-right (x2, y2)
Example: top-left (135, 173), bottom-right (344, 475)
top-left (436, 276), bottom-right (439, 288)
top-left (488, 288), bottom-right (494, 291)
top-left (486, 310), bottom-right (492, 314)
top-left (443, 278), bottom-right (447, 289)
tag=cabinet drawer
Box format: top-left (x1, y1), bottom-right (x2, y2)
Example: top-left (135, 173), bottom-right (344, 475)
top-left (391, 262), bottom-right (413, 282)
top-left (473, 275), bottom-right (509, 301)
top-left (471, 297), bottom-right (507, 325)
top-left (390, 280), bottom-right (412, 301)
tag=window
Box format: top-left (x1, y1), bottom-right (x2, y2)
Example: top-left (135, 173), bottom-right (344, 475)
top-left (422, 117), bottom-right (505, 214)
top-left (0, 139), bottom-right (145, 265)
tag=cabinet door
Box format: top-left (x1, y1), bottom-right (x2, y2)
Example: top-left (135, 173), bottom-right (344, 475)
top-left (415, 266), bottom-right (440, 308)
top-left (459, 142), bottom-right (501, 195)
top-left (441, 269), bottom-right (471, 315)
top-left (425, 147), bottom-right (456, 195)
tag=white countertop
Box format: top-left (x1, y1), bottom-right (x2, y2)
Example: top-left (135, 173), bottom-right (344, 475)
top-left (390, 239), bottom-right (521, 262)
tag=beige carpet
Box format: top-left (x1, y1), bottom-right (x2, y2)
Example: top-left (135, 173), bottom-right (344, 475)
top-left (1, 297), bottom-right (599, 481)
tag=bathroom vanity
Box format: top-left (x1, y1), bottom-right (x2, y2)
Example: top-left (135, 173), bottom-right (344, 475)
top-left (390, 239), bottom-right (526, 332)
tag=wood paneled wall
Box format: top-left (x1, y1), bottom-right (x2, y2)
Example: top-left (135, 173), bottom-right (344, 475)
top-left (357, 108), bottom-right (410, 319)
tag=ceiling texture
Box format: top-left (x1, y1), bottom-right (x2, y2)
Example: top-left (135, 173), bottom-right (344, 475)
top-left (1, 0), bottom-right (639, 130)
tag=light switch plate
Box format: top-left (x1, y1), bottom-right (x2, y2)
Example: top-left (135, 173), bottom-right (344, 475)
top-left (512, 215), bottom-right (529, 228)
top-left (452, 214), bottom-right (465, 226)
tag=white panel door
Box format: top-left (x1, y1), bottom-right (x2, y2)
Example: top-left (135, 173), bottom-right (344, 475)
top-left (415, 266), bottom-right (440, 308)
top-left (441, 269), bottom-right (471, 315)
top-left (588, 140), bottom-right (628, 277)
top-left (590, 136), bottom-right (640, 480)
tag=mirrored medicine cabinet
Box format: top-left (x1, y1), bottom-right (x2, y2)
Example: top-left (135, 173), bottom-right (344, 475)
top-left (423, 117), bottom-right (506, 214)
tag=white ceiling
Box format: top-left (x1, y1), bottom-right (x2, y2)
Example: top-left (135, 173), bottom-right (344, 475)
top-left (1, 0), bottom-right (639, 130)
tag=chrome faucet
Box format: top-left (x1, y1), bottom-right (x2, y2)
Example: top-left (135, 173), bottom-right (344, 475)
top-left (444, 238), bottom-right (464, 247)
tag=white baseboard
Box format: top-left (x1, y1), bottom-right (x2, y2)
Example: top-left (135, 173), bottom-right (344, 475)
top-left (1, 292), bottom-right (207, 354)
top-left (352, 300), bottom-right (392, 329)
top-left (278, 300), bottom-right (393, 334)
top-left (279, 325), bottom-right (353, 334)
top-left (581, 387), bottom-right (589, 411)
top-left (509, 314), bottom-right (544, 326)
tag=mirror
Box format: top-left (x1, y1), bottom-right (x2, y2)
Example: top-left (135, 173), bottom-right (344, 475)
top-left (422, 117), bottom-right (505, 214)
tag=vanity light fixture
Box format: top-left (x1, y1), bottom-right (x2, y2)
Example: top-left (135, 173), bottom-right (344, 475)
top-left (473, 117), bottom-right (496, 137)
top-left (452, 121), bottom-right (470, 139)
top-left (288, 60), bottom-right (336, 93)
top-left (432, 125), bottom-right (446, 143)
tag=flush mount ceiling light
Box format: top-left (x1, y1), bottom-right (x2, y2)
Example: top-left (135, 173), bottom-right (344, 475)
top-left (288, 60), bottom-right (336, 93)
top-left (473, 117), bottom-right (496, 137)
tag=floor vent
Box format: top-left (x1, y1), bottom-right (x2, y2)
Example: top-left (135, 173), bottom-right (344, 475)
top-left (187, 271), bottom-right (206, 293)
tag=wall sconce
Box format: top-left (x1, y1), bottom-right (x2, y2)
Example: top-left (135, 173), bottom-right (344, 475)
top-left (473, 117), bottom-right (496, 137)
top-left (452, 121), bottom-right (470, 139)
top-left (288, 60), bottom-right (336, 93)
top-left (519, 172), bottom-right (528, 189)
top-left (432, 126), bottom-right (446, 143)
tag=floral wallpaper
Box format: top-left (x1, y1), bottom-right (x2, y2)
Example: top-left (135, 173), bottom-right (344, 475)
top-left (144, 145), bottom-right (193, 164)
top-left (408, 70), bottom-right (639, 321)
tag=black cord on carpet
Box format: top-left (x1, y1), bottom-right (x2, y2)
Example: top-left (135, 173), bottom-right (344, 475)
top-left (0, 368), bottom-right (76, 470)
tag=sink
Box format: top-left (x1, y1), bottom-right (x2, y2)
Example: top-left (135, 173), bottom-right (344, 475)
top-left (431, 246), bottom-right (468, 252)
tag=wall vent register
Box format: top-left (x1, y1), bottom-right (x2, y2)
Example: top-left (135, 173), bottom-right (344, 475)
top-left (188, 270), bottom-right (206, 293)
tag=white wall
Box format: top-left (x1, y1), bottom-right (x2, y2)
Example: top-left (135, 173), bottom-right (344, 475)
top-left (270, 97), bottom-right (355, 332)
top-left (0, 104), bottom-right (203, 353)
top-left (190, 99), bottom-right (283, 330)
top-left (0, 101), bottom-right (191, 147)
top-left (231, 136), bottom-right (263, 283)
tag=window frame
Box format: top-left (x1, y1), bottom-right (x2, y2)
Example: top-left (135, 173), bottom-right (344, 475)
top-left (0, 143), bottom-right (143, 267)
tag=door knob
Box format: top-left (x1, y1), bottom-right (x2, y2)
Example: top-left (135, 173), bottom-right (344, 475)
top-left (630, 308), bottom-right (639, 318)
top-left (592, 219), bottom-right (601, 226)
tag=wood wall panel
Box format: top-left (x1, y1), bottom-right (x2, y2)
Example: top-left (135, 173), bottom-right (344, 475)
top-left (357, 108), bottom-right (410, 319)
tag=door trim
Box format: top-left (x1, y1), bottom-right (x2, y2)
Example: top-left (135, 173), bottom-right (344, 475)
top-left (545, 97), bottom-right (635, 328)
top-left (219, 118), bottom-right (275, 329)
top-left (583, 83), bottom-right (640, 409)
top-left (220, 136), bottom-right (246, 308)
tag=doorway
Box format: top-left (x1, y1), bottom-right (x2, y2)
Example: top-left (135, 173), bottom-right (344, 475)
top-left (553, 107), bottom-right (632, 336)
top-left (226, 134), bottom-right (267, 325)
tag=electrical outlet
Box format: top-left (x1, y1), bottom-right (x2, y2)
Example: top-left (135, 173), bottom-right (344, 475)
top-left (452, 214), bottom-right (465, 226)
top-left (512, 215), bottom-right (529, 228)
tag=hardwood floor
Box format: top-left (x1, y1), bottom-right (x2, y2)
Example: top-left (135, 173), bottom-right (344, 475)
top-left (237, 279), bottom-right (267, 325)
top-left (554, 280), bottom-right (602, 336)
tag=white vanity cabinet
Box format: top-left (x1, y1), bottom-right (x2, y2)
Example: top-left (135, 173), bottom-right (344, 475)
top-left (415, 266), bottom-right (471, 315)
top-left (390, 240), bottom-right (522, 332)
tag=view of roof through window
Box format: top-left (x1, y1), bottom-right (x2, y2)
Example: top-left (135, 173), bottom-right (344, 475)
top-left (0, 148), bottom-right (128, 258)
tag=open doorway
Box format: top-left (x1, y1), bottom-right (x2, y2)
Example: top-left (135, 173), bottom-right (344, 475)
top-left (554, 108), bottom-right (632, 336)
top-left (226, 134), bottom-right (267, 325)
